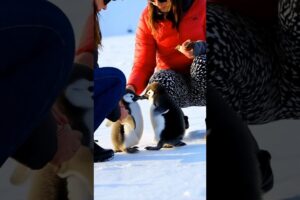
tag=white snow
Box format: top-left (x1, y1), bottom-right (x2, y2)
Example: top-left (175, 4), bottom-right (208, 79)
top-left (99, 0), bottom-right (147, 37)
top-left (94, 34), bottom-right (207, 200)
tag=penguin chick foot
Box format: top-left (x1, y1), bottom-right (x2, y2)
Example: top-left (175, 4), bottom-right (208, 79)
top-left (174, 141), bottom-right (186, 147)
top-left (126, 147), bottom-right (139, 153)
top-left (145, 146), bottom-right (162, 151)
top-left (163, 144), bottom-right (174, 148)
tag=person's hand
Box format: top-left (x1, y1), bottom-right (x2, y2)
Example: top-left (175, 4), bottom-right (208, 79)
top-left (119, 101), bottom-right (129, 123)
top-left (50, 124), bottom-right (82, 168)
top-left (126, 85), bottom-right (136, 93)
top-left (94, 0), bottom-right (107, 12)
top-left (74, 52), bottom-right (94, 68)
top-left (176, 39), bottom-right (195, 59)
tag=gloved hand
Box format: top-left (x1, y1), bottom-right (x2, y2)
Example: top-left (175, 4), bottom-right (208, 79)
top-left (125, 85), bottom-right (136, 94)
top-left (193, 40), bottom-right (207, 56)
top-left (176, 40), bottom-right (207, 59)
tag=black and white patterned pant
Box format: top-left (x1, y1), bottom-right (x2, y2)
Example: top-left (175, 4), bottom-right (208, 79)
top-left (149, 55), bottom-right (206, 108)
top-left (206, 0), bottom-right (300, 124)
top-left (151, 0), bottom-right (300, 125)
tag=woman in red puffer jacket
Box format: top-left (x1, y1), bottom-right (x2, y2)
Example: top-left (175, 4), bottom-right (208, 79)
top-left (127, 0), bottom-right (206, 108)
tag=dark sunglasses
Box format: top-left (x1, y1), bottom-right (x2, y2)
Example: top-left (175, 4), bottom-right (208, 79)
top-left (149, 0), bottom-right (168, 3)
top-left (104, 0), bottom-right (116, 6)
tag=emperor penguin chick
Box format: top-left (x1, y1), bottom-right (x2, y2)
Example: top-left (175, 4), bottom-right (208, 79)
top-left (142, 82), bottom-right (186, 150)
top-left (56, 64), bottom-right (93, 148)
top-left (110, 90), bottom-right (144, 153)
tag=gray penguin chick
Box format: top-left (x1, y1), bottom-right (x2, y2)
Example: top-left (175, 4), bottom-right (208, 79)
top-left (142, 82), bottom-right (186, 150)
top-left (110, 90), bottom-right (144, 153)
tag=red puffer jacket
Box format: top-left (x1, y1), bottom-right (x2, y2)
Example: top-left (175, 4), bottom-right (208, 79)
top-left (127, 0), bottom-right (206, 94)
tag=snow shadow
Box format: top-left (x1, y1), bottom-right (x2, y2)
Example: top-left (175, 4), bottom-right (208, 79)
top-left (110, 144), bottom-right (206, 164)
top-left (184, 129), bottom-right (206, 141)
top-left (94, 183), bottom-right (150, 188)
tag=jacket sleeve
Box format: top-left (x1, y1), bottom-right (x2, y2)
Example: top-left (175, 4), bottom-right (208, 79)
top-left (127, 8), bottom-right (157, 95)
top-left (11, 113), bottom-right (58, 170)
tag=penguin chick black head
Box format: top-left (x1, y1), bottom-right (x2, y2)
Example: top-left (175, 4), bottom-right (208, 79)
top-left (123, 89), bottom-right (143, 103)
top-left (56, 64), bottom-right (94, 147)
top-left (64, 64), bottom-right (93, 109)
top-left (142, 82), bottom-right (165, 102)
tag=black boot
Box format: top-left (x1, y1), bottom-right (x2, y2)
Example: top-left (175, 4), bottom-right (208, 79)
top-left (258, 150), bottom-right (274, 193)
top-left (94, 142), bottom-right (114, 162)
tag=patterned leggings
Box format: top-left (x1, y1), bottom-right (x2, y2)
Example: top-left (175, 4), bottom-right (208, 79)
top-left (151, 0), bottom-right (300, 125)
top-left (149, 55), bottom-right (206, 108)
top-left (207, 0), bottom-right (300, 124)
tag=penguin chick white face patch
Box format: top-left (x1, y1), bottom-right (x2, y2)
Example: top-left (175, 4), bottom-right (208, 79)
top-left (65, 79), bottom-right (93, 109)
top-left (123, 93), bottom-right (135, 103)
top-left (146, 90), bottom-right (154, 103)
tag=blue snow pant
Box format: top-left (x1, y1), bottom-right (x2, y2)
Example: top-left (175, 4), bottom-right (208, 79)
top-left (94, 67), bottom-right (126, 130)
top-left (0, 1), bottom-right (75, 169)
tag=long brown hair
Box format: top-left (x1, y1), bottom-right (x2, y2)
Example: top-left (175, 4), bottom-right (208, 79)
top-left (147, 0), bottom-right (183, 34)
top-left (95, 4), bottom-right (102, 47)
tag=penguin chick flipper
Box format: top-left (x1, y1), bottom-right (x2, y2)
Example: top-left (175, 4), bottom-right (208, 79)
top-left (105, 120), bottom-right (113, 127)
top-left (174, 141), bottom-right (186, 147)
top-left (126, 147), bottom-right (139, 154)
top-left (10, 163), bottom-right (31, 185)
top-left (123, 115), bottom-right (135, 130)
top-left (153, 106), bottom-right (169, 115)
top-left (57, 146), bottom-right (93, 195)
top-left (184, 116), bottom-right (189, 129)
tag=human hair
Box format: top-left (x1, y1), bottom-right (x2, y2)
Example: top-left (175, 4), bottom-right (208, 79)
top-left (147, 0), bottom-right (183, 34)
top-left (95, 4), bottom-right (102, 47)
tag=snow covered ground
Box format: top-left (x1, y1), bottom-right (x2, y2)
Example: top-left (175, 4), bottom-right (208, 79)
top-left (99, 0), bottom-right (147, 37)
top-left (94, 34), bottom-right (207, 200)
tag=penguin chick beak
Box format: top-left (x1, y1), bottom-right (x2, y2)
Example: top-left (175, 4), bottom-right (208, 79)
top-left (137, 95), bottom-right (148, 100)
top-left (133, 95), bottom-right (141, 101)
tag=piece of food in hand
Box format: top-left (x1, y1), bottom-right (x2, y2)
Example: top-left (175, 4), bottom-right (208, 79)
top-left (185, 41), bottom-right (195, 51)
top-left (175, 44), bottom-right (181, 50)
top-left (175, 42), bottom-right (195, 51)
